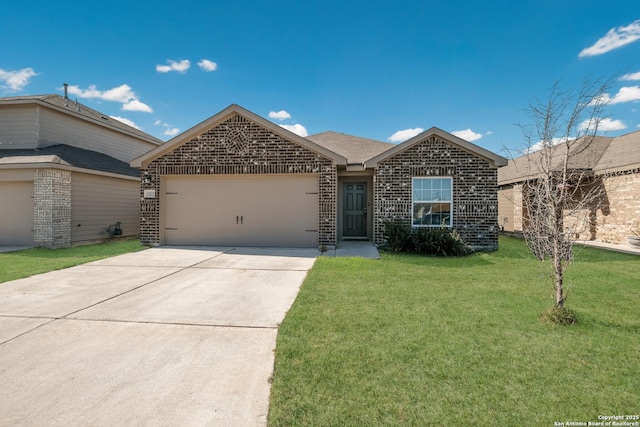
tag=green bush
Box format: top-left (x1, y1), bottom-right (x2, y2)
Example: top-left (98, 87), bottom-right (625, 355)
top-left (382, 220), bottom-right (472, 256)
top-left (381, 220), bottom-right (414, 252)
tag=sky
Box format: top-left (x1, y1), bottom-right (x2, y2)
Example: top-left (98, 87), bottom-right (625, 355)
top-left (1, 0), bottom-right (640, 156)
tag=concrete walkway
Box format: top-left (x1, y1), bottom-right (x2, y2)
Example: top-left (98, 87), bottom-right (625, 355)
top-left (325, 240), bottom-right (380, 259)
top-left (576, 239), bottom-right (640, 256)
top-left (0, 246), bottom-right (318, 427)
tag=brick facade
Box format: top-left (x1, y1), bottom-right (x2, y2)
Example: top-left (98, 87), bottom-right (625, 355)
top-left (34, 169), bottom-right (71, 248)
top-left (373, 135), bottom-right (499, 250)
top-left (596, 172), bottom-right (640, 243)
top-left (140, 114), bottom-right (337, 247)
top-left (500, 170), bottom-right (640, 244)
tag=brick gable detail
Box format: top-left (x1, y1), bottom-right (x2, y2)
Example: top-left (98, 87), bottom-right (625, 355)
top-left (374, 135), bottom-right (499, 249)
top-left (139, 114), bottom-right (337, 247)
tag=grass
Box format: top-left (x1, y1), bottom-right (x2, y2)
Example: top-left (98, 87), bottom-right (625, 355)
top-left (0, 239), bottom-right (146, 283)
top-left (268, 236), bottom-right (640, 426)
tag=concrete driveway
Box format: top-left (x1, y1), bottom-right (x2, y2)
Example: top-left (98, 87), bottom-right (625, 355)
top-left (0, 246), bottom-right (318, 426)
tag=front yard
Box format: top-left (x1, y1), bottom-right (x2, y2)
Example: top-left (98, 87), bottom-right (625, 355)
top-left (0, 239), bottom-right (145, 283)
top-left (268, 236), bottom-right (639, 425)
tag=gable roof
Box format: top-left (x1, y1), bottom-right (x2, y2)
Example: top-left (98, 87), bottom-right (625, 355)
top-left (0, 144), bottom-right (139, 177)
top-left (366, 127), bottom-right (507, 168)
top-left (0, 94), bottom-right (163, 146)
top-left (594, 129), bottom-right (640, 174)
top-left (306, 131), bottom-right (394, 164)
top-left (131, 104), bottom-right (348, 169)
top-left (498, 131), bottom-right (640, 186)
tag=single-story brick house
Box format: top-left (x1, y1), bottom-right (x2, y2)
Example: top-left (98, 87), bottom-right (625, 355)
top-left (131, 104), bottom-right (507, 250)
top-left (0, 94), bottom-right (162, 247)
top-left (498, 129), bottom-right (640, 244)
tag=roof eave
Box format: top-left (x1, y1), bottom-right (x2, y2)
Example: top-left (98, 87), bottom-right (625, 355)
top-left (131, 104), bottom-right (347, 169)
top-left (365, 127), bottom-right (507, 168)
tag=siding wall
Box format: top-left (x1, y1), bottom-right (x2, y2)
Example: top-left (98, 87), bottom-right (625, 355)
top-left (0, 180), bottom-right (34, 245)
top-left (0, 104), bottom-right (38, 149)
top-left (71, 173), bottom-right (140, 243)
top-left (40, 109), bottom-right (155, 162)
top-left (497, 186), bottom-right (515, 232)
top-left (374, 135), bottom-right (500, 250)
top-left (140, 114), bottom-right (337, 247)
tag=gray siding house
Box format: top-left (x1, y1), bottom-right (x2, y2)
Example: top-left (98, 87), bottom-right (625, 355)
top-left (0, 94), bottom-right (162, 247)
top-left (131, 105), bottom-right (506, 250)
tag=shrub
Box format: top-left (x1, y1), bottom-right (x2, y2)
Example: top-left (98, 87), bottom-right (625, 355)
top-left (382, 220), bottom-right (414, 252)
top-left (382, 220), bottom-right (472, 256)
top-left (540, 306), bottom-right (578, 325)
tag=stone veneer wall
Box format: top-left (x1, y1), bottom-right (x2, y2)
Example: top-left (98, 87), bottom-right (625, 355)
top-left (595, 171), bottom-right (640, 243)
top-left (501, 170), bottom-right (640, 244)
top-left (374, 135), bottom-right (499, 250)
top-left (34, 169), bottom-right (71, 248)
top-left (140, 114), bottom-right (337, 247)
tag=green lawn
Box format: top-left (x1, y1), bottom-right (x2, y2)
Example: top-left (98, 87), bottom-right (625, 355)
top-left (0, 239), bottom-right (146, 283)
top-left (268, 236), bottom-right (640, 426)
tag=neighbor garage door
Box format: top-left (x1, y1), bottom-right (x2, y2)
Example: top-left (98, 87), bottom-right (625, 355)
top-left (0, 181), bottom-right (34, 245)
top-left (163, 174), bottom-right (319, 247)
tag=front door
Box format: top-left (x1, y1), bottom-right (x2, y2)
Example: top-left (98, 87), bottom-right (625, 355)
top-left (343, 182), bottom-right (367, 237)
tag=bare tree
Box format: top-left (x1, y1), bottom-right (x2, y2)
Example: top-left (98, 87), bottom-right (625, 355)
top-left (516, 77), bottom-right (616, 311)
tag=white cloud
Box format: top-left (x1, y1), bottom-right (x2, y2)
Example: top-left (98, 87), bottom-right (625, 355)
top-left (598, 86), bottom-right (640, 105)
top-left (109, 116), bottom-right (140, 129)
top-left (452, 128), bottom-right (483, 142)
top-left (0, 67), bottom-right (38, 92)
top-left (122, 99), bottom-right (153, 113)
top-left (388, 127), bottom-right (424, 143)
top-left (156, 59), bottom-right (191, 73)
top-left (197, 59), bottom-right (217, 72)
top-left (527, 137), bottom-right (566, 153)
top-left (610, 86), bottom-right (640, 104)
top-left (268, 110), bottom-right (292, 121)
top-left (279, 123), bottom-right (308, 137)
top-left (621, 71), bottom-right (640, 81)
top-left (579, 117), bottom-right (627, 132)
top-left (579, 19), bottom-right (640, 57)
top-left (164, 127), bottom-right (180, 136)
top-left (67, 83), bottom-right (153, 113)
top-left (155, 120), bottom-right (179, 136)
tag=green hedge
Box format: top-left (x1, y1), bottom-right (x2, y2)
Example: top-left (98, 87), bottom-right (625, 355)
top-left (382, 220), bottom-right (472, 256)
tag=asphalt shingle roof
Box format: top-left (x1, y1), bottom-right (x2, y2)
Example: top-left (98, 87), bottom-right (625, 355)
top-left (0, 144), bottom-right (139, 177)
top-left (306, 131), bottom-right (394, 164)
top-left (497, 132), bottom-right (640, 185)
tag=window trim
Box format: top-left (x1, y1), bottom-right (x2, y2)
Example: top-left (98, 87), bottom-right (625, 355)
top-left (411, 177), bottom-right (453, 228)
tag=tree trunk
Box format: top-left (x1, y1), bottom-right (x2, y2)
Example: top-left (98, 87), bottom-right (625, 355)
top-left (553, 200), bottom-right (565, 308)
top-left (554, 254), bottom-right (564, 308)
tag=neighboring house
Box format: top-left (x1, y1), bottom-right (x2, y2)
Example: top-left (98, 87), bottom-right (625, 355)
top-left (0, 94), bottom-right (162, 247)
top-left (131, 104), bottom-right (506, 250)
top-left (498, 130), bottom-right (640, 244)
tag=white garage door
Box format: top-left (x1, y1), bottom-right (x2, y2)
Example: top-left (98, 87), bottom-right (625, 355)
top-left (163, 174), bottom-right (319, 247)
top-left (0, 181), bottom-right (34, 245)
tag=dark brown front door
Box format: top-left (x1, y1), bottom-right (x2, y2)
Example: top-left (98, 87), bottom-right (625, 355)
top-left (343, 182), bottom-right (367, 237)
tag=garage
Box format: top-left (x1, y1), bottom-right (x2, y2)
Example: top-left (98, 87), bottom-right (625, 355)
top-left (0, 181), bottom-right (34, 245)
top-left (163, 174), bottom-right (319, 247)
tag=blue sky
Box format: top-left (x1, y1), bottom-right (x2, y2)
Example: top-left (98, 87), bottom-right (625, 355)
top-left (1, 0), bottom-right (639, 155)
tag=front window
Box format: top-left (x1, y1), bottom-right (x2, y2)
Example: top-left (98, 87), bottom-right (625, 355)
top-left (412, 177), bottom-right (453, 227)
